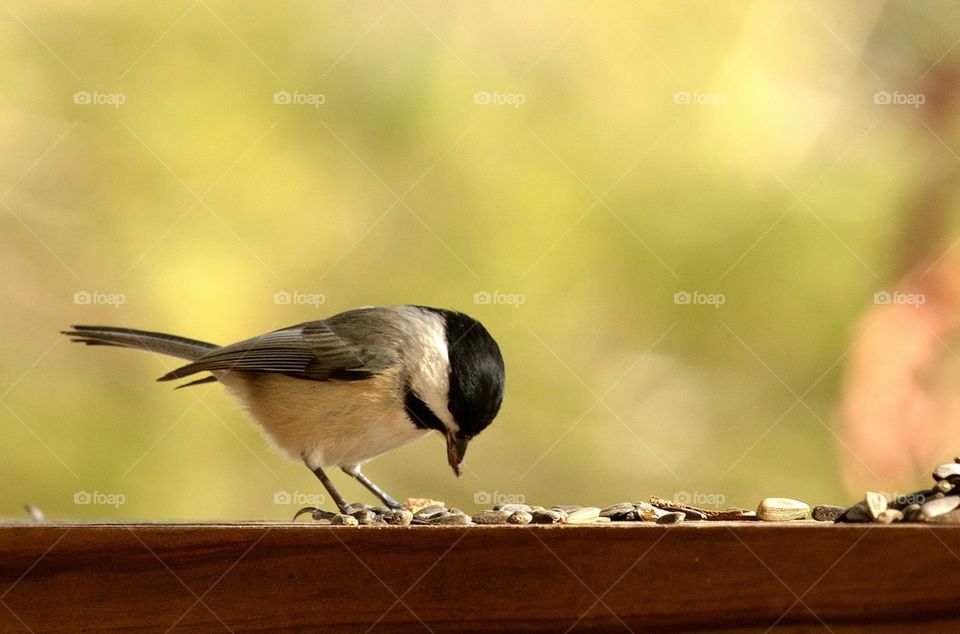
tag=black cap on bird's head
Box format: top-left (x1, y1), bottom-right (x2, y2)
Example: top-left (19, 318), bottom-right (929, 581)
top-left (439, 310), bottom-right (504, 475)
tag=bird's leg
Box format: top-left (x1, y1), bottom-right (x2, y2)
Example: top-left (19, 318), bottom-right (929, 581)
top-left (341, 466), bottom-right (402, 509)
top-left (309, 464), bottom-right (351, 514)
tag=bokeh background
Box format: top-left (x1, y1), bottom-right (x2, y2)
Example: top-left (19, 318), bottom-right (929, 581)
top-left (4, 1), bottom-right (960, 520)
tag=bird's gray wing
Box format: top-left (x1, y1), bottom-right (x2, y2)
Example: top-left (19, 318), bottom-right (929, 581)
top-left (158, 312), bottom-right (401, 382)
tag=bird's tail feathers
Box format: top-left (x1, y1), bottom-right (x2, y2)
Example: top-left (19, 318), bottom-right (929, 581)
top-left (62, 325), bottom-right (218, 361)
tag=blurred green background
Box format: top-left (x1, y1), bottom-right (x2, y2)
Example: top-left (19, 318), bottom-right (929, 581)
top-left (3, 1), bottom-right (960, 520)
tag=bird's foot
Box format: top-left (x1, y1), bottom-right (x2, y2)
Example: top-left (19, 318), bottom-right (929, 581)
top-left (377, 495), bottom-right (402, 510)
top-left (293, 506), bottom-right (338, 521)
top-left (294, 503), bottom-right (393, 521)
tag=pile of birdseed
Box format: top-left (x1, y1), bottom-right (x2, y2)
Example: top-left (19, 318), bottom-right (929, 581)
top-left (831, 457), bottom-right (960, 524)
top-left (293, 496), bottom-right (762, 526)
top-left (292, 458), bottom-right (960, 526)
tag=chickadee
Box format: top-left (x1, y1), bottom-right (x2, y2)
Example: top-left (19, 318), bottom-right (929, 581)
top-left (62, 305), bottom-right (505, 514)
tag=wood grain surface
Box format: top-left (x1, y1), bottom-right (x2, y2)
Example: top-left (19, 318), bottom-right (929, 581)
top-left (0, 521), bottom-right (958, 632)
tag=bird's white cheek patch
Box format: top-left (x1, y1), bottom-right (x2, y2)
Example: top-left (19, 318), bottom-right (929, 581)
top-left (408, 314), bottom-right (456, 431)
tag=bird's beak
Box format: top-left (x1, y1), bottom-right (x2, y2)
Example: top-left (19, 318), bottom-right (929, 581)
top-left (446, 431), bottom-right (468, 478)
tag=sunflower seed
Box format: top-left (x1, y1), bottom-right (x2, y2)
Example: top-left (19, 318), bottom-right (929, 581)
top-left (565, 507), bottom-right (601, 524)
top-left (412, 506), bottom-right (449, 524)
top-left (350, 509), bottom-right (379, 525)
top-left (637, 503), bottom-right (668, 522)
top-left (331, 514), bottom-right (359, 526)
top-left (530, 509), bottom-right (564, 524)
top-left (936, 479), bottom-right (955, 494)
top-left (922, 495), bottom-right (960, 520)
top-left (677, 508), bottom-right (707, 521)
top-left (933, 463), bottom-right (960, 481)
top-left (902, 504), bottom-right (923, 522)
top-left (757, 498), bottom-right (809, 521)
top-left (928, 509), bottom-right (960, 524)
top-left (495, 504), bottom-right (532, 514)
top-left (656, 512), bottom-right (685, 525)
top-left (384, 509), bottom-right (413, 526)
top-left (835, 502), bottom-right (869, 523)
top-left (507, 511), bottom-right (533, 525)
top-left (865, 492), bottom-right (887, 520)
top-left (601, 503), bottom-right (640, 521)
top-left (812, 505), bottom-right (845, 522)
top-left (426, 511), bottom-right (472, 525)
top-left (876, 509), bottom-right (903, 524)
top-left (472, 510), bottom-right (511, 525)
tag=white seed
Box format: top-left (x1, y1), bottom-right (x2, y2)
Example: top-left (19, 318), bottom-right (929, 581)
top-left (757, 498), bottom-right (810, 521)
top-left (922, 495), bottom-right (960, 520)
top-left (565, 507), bottom-right (601, 524)
top-left (864, 491), bottom-right (887, 520)
top-left (933, 463), bottom-right (960, 481)
top-left (876, 509), bottom-right (903, 524)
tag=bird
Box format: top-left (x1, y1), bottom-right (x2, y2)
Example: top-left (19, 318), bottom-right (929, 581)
top-left (62, 305), bottom-right (505, 515)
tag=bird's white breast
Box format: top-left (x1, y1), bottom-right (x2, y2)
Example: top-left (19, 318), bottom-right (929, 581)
top-left (217, 369), bottom-right (432, 468)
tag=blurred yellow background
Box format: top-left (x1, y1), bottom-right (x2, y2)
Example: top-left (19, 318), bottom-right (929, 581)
top-left (4, 1), bottom-right (960, 520)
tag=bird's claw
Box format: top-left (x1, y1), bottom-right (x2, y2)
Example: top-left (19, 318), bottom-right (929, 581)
top-left (293, 506), bottom-right (337, 521)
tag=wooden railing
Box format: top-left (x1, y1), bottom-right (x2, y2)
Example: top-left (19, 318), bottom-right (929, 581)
top-left (1, 521), bottom-right (958, 631)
